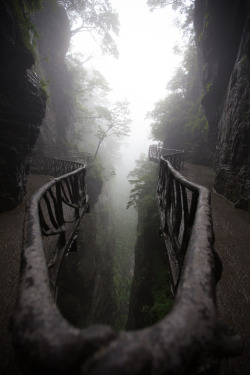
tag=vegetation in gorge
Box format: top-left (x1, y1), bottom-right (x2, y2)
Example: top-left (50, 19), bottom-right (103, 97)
top-left (92, 100), bottom-right (131, 160)
top-left (57, 165), bottom-right (136, 330)
top-left (44, 0), bottom-right (209, 333)
top-left (67, 53), bottom-right (131, 160)
top-left (109, 172), bottom-right (137, 329)
top-left (125, 0), bottom-right (200, 331)
top-left (56, 165), bottom-right (116, 328)
top-left (55, 3), bottom-right (135, 329)
top-left (126, 155), bottom-right (173, 330)
top-left (35, 0), bottom-right (205, 333)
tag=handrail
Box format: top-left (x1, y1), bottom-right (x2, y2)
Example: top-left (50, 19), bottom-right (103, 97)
top-left (24, 158), bottom-right (89, 295)
top-left (148, 145), bottom-right (184, 171)
top-left (57, 153), bottom-right (93, 164)
top-left (12, 154), bottom-right (242, 374)
top-left (30, 156), bottom-right (85, 176)
top-left (157, 155), bottom-right (203, 291)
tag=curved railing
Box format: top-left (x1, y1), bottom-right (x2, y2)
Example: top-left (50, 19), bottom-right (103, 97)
top-left (57, 153), bottom-right (93, 165)
top-left (21, 158), bottom-right (89, 296)
top-left (12, 153), bottom-right (242, 375)
top-left (148, 144), bottom-right (184, 171)
top-left (30, 156), bottom-right (88, 176)
top-left (158, 151), bottom-right (213, 292)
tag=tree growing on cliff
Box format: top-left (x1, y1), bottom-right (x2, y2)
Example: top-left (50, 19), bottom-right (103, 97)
top-left (60, 0), bottom-right (119, 57)
top-left (127, 154), bottom-right (158, 210)
top-left (93, 100), bottom-right (131, 160)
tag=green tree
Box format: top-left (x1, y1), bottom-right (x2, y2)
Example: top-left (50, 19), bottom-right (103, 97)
top-left (60, 0), bottom-right (119, 57)
top-left (66, 53), bottom-right (109, 150)
top-left (67, 53), bottom-right (111, 97)
top-left (167, 67), bottom-right (188, 96)
top-left (93, 100), bottom-right (131, 160)
top-left (147, 93), bottom-right (187, 147)
top-left (66, 53), bottom-right (131, 162)
top-left (127, 154), bottom-right (158, 210)
top-left (147, 38), bottom-right (211, 162)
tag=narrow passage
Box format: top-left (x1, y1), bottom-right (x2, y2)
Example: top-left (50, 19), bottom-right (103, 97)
top-left (0, 175), bottom-right (50, 375)
top-left (182, 162), bottom-right (250, 375)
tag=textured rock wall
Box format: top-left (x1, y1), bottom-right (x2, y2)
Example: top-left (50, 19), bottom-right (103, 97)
top-left (34, 0), bottom-right (74, 157)
top-left (126, 199), bottom-right (173, 330)
top-left (0, 0), bottom-right (46, 212)
top-left (57, 179), bottom-right (118, 328)
top-left (194, 0), bottom-right (250, 211)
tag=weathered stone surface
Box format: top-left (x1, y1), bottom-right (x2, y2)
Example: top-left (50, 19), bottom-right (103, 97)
top-left (194, 0), bottom-right (250, 211)
top-left (0, 1), bottom-right (46, 212)
top-left (34, 0), bottom-right (74, 157)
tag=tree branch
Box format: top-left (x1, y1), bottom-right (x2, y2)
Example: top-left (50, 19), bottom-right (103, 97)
top-left (70, 24), bottom-right (96, 36)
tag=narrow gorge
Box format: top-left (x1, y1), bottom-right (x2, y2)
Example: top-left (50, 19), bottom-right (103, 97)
top-left (0, 1), bottom-right (249, 374)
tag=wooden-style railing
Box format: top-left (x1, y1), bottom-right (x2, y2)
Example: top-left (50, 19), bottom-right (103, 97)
top-left (30, 156), bottom-right (88, 176)
top-left (148, 144), bottom-right (184, 170)
top-left (23, 158), bottom-right (89, 297)
top-left (12, 153), bottom-right (242, 375)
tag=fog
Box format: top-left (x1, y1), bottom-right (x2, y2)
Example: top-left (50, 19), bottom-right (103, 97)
top-left (63, 1), bottom-right (184, 328)
top-left (71, 0), bottom-right (182, 175)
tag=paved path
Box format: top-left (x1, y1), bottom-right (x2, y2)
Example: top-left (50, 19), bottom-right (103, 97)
top-left (182, 163), bottom-right (250, 375)
top-left (0, 175), bottom-right (50, 375)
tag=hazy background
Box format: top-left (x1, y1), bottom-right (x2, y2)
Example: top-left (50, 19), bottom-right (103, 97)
top-left (70, 0), bottom-right (182, 173)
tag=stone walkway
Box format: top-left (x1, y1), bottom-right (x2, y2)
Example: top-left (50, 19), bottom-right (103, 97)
top-left (182, 163), bottom-right (250, 375)
top-left (0, 166), bottom-right (249, 374)
top-left (0, 175), bottom-right (50, 375)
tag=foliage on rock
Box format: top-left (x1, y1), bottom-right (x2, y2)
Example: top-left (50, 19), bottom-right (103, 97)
top-left (10, 0), bottom-right (42, 58)
top-left (126, 155), bottom-right (173, 330)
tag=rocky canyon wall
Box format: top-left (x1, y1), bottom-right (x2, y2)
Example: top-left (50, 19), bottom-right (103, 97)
top-left (0, 0), bottom-right (76, 212)
top-left (0, 0), bottom-right (46, 212)
top-left (33, 0), bottom-right (75, 157)
top-left (194, 0), bottom-right (250, 211)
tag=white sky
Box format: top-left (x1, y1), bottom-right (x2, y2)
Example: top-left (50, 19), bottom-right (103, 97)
top-left (71, 0), bottom-right (182, 170)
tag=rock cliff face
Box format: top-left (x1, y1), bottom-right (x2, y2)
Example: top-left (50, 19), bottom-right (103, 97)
top-left (0, 1), bottom-right (46, 212)
top-left (57, 177), bottom-right (118, 328)
top-left (194, 0), bottom-right (250, 211)
top-left (0, 0), bottom-right (75, 211)
top-left (34, 0), bottom-right (74, 157)
top-left (127, 194), bottom-right (173, 330)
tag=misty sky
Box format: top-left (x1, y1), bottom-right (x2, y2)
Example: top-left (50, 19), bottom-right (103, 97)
top-left (71, 0), bottom-right (182, 171)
